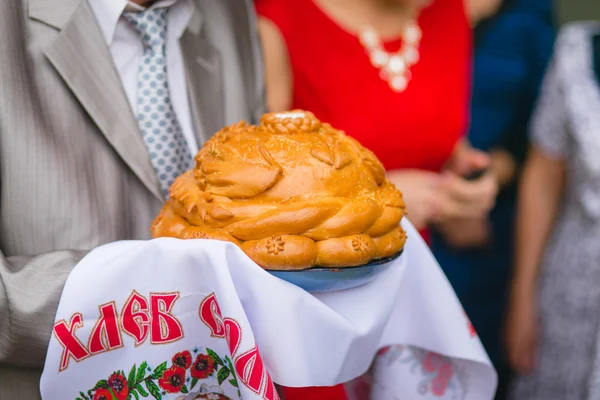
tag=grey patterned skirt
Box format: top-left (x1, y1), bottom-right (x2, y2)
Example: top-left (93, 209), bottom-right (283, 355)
top-left (509, 213), bottom-right (600, 400)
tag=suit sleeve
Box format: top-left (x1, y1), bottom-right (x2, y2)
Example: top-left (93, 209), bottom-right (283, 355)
top-left (0, 0), bottom-right (85, 369)
top-left (0, 250), bottom-right (87, 368)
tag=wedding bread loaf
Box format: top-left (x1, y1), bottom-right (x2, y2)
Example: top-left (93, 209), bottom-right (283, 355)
top-left (151, 111), bottom-right (407, 270)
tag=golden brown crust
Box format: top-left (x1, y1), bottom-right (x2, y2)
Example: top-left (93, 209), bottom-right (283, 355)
top-left (151, 111), bottom-right (406, 269)
top-left (316, 234), bottom-right (377, 267)
top-left (364, 207), bottom-right (404, 237)
top-left (372, 227), bottom-right (407, 260)
top-left (241, 235), bottom-right (318, 270)
top-left (151, 204), bottom-right (188, 238)
top-left (152, 203), bottom-right (241, 245)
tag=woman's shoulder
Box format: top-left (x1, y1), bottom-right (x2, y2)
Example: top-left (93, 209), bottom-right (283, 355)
top-left (255, 0), bottom-right (288, 29)
top-left (255, 0), bottom-right (314, 41)
top-left (556, 21), bottom-right (600, 47)
top-left (255, 0), bottom-right (306, 26)
top-left (551, 22), bottom-right (600, 76)
top-left (553, 21), bottom-right (600, 57)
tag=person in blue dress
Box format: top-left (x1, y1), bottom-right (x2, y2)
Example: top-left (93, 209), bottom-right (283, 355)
top-left (430, 1), bottom-right (555, 398)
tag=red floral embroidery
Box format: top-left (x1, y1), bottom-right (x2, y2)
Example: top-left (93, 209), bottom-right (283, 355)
top-left (81, 347), bottom-right (239, 400)
top-left (158, 366), bottom-right (186, 393)
top-left (467, 319), bottom-right (477, 337)
top-left (422, 352), bottom-right (443, 373)
top-left (92, 388), bottom-right (113, 400)
top-left (191, 354), bottom-right (216, 379)
top-left (421, 351), bottom-right (455, 396)
top-left (107, 373), bottom-right (129, 400)
top-left (377, 346), bottom-right (391, 357)
top-left (463, 309), bottom-right (477, 337)
top-left (172, 350), bottom-right (193, 369)
top-left (431, 362), bottom-right (454, 396)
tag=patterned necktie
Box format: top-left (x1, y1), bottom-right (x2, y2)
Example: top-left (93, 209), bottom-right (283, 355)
top-left (123, 8), bottom-right (193, 198)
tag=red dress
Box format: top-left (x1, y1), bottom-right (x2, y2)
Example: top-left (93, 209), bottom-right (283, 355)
top-left (255, 0), bottom-right (471, 398)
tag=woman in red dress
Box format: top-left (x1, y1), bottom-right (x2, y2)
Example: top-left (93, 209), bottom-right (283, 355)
top-left (255, 0), bottom-right (499, 398)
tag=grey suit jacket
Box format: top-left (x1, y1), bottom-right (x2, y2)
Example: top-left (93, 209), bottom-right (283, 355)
top-left (0, 0), bottom-right (266, 397)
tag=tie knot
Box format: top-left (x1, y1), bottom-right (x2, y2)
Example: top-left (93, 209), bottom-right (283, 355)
top-left (123, 8), bottom-right (168, 50)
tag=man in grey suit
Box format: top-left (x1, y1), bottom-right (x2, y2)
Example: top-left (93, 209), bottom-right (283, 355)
top-left (0, 0), bottom-right (266, 397)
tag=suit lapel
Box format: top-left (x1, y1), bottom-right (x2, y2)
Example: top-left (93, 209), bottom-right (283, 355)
top-left (179, 6), bottom-right (224, 146)
top-left (33, 0), bottom-right (164, 201)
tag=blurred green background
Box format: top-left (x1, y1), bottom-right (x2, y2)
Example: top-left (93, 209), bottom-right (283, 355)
top-left (557, 0), bottom-right (600, 25)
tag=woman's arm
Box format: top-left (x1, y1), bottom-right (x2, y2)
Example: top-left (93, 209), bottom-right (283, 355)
top-left (489, 147), bottom-right (517, 189)
top-left (512, 147), bottom-right (565, 298)
top-left (506, 146), bottom-right (565, 373)
top-left (257, 18), bottom-right (293, 112)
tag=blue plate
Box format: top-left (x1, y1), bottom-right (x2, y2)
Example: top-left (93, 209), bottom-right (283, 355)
top-left (266, 251), bottom-right (403, 293)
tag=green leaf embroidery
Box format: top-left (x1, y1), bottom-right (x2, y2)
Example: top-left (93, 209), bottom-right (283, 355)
top-left (137, 361), bottom-right (148, 383)
top-left (128, 364), bottom-right (137, 389)
top-left (225, 356), bottom-right (240, 388)
top-left (136, 384), bottom-right (149, 397)
top-left (93, 380), bottom-right (109, 390)
top-left (145, 380), bottom-right (162, 400)
top-left (225, 356), bottom-right (237, 378)
top-left (150, 361), bottom-right (168, 379)
top-left (79, 348), bottom-right (242, 400)
top-left (217, 367), bottom-right (230, 385)
top-left (207, 348), bottom-right (224, 366)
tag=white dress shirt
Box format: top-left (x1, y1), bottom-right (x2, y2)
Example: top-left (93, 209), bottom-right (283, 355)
top-left (89, 0), bottom-right (198, 154)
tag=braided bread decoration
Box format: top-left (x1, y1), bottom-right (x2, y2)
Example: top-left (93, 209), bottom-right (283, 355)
top-left (151, 111), bottom-right (407, 270)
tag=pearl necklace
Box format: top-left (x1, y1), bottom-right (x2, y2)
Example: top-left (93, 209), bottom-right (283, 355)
top-left (359, 20), bottom-right (422, 92)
